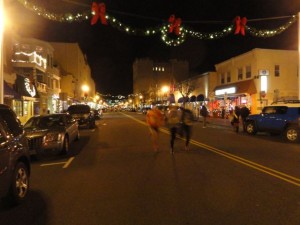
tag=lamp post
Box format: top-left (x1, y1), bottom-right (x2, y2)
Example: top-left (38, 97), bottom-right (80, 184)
top-left (298, 11), bottom-right (300, 99)
top-left (161, 86), bottom-right (169, 105)
top-left (81, 84), bottom-right (89, 103)
top-left (0, 0), bottom-right (4, 104)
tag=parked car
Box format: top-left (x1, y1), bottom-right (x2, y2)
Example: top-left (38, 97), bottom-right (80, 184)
top-left (67, 104), bottom-right (96, 129)
top-left (0, 104), bottom-right (31, 205)
top-left (245, 101), bottom-right (300, 142)
top-left (24, 113), bottom-right (80, 156)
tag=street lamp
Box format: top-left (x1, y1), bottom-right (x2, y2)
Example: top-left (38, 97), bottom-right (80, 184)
top-left (0, 0), bottom-right (5, 104)
top-left (139, 95), bottom-right (143, 109)
top-left (161, 86), bottom-right (169, 105)
top-left (81, 84), bottom-right (89, 101)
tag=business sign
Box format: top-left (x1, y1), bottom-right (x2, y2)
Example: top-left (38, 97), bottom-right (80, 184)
top-left (259, 69), bottom-right (269, 76)
top-left (215, 87), bottom-right (236, 96)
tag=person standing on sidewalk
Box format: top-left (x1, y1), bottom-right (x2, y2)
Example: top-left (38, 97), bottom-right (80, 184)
top-left (240, 105), bottom-right (250, 132)
top-left (231, 106), bottom-right (241, 133)
top-left (200, 104), bottom-right (208, 128)
top-left (166, 106), bottom-right (181, 154)
top-left (146, 106), bottom-right (164, 151)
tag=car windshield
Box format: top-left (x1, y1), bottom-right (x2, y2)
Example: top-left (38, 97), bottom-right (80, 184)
top-left (68, 105), bottom-right (90, 114)
top-left (24, 115), bottom-right (64, 129)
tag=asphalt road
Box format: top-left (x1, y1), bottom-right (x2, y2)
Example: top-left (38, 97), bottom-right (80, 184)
top-left (1, 112), bottom-right (300, 225)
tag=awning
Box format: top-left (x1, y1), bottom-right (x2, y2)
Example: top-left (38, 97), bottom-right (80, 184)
top-left (178, 96), bottom-right (189, 103)
top-left (214, 79), bottom-right (257, 96)
top-left (196, 94), bottom-right (205, 101)
top-left (4, 81), bottom-right (21, 99)
top-left (189, 95), bottom-right (196, 102)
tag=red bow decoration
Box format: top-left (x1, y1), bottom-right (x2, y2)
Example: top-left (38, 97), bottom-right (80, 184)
top-left (234, 16), bottom-right (247, 36)
top-left (91, 2), bottom-right (108, 25)
top-left (168, 15), bottom-right (182, 36)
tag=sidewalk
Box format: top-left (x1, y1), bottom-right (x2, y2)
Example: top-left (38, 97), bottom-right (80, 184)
top-left (196, 116), bottom-right (234, 128)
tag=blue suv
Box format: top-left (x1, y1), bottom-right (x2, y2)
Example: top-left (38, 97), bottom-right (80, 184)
top-left (245, 101), bottom-right (300, 143)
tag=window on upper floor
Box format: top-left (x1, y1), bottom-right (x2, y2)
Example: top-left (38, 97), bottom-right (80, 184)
top-left (237, 68), bottom-right (243, 80)
top-left (275, 65), bottom-right (280, 77)
top-left (246, 65), bottom-right (251, 78)
top-left (226, 72), bottom-right (231, 83)
top-left (221, 73), bottom-right (225, 84)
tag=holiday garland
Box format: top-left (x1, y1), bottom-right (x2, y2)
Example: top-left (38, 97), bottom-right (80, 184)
top-left (16, 0), bottom-right (298, 46)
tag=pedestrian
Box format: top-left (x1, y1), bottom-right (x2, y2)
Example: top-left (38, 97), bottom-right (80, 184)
top-left (231, 106), bottom-right (241, 133)
top-left (165, 106), bottom-right (180, 154)
top-left (240, 105), bottom-right (250, 132)
top-left (180, 107), bottom-right (194, 150)
top-left (200, 104), bottom-right (208, 128)
top-left (221, 107), bottom-right (225, 119)
top-left (146, 105), bottom-right (164, 151)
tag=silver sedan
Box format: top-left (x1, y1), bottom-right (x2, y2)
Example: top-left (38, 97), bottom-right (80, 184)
top-left (24, 113), bottom-right (80, 156)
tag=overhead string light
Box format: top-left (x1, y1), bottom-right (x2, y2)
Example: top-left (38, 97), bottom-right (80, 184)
top-left (16, 0), bottom-right (298, 46)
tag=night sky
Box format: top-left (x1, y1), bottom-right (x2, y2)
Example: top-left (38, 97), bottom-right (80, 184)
top-left (7, 0), bottom-right (299, 95)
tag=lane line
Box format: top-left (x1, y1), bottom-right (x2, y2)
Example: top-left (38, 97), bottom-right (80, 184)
top-left (40, 157), bottom-right (75, 169)
top-left (122, 112), bottom-right (300, 187)
top-left (63, 157), bottom-right (75, 169)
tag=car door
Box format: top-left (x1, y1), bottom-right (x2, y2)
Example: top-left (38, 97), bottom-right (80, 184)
top-left (0, 121), bottom-right (10, 196)
top-left (66, 115), bottom-right (77, 142)
top-left (260, 106), bottom-right (287, 131)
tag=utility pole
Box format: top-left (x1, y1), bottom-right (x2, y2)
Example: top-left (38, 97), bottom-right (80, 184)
top-left (0, 0), bottom-right (4, 104)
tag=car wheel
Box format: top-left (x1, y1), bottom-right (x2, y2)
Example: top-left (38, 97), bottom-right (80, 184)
top-left (284, 126), bottom-right (299, 143)
top-left (246, 122), bottom-right (257, 135)
top-left (61, 135), bottom-right (70, 154)
top-left (6, 162), bottom-right (30, 205)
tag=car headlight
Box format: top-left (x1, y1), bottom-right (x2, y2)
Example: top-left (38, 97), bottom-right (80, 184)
top-left (44, 132), bottom-right (62, 142)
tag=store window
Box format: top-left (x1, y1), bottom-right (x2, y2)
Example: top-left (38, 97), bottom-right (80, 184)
top-left (237, 68), bottom-right (243, 80)
top-left (246, 65), bottom-right (251, 78)
top-left (226, 72), bottom-right (231, 83)
top-left (23, 101), bottom-right (29, 116)
top-left (275, 65), bottom-right (280, 77)
top-left (13, 100), bottom-right (23, 117)
top-left (221, 73), bottom-right (225, 84)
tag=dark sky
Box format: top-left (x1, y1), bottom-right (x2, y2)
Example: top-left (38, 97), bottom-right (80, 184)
top-left (7, 0), bottom-right (299, 95)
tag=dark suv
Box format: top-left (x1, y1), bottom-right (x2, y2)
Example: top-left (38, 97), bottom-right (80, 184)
top-left (0, 104), bottom-right (31, 204)
top-left (245, 101), bottom-right (300, 143)
top-left (67, 104), bottom-right (96, 129)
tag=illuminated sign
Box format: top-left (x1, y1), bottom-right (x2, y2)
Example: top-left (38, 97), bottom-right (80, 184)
top-left (24, 78), bottom-right (36, 97)
top-left (215, 87), bottom-right (236, 96)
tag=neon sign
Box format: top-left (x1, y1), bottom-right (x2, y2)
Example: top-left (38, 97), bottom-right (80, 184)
top-left (24, 78), bottom-right (36, 97)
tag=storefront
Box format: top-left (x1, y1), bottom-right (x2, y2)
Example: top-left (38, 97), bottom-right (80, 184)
top-left (14, 75), bottom-right (39, 124)
top-left (212, 79), bottom-right (257, 117)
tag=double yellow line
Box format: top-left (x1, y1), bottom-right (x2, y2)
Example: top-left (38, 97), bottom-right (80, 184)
top-left (123, 112), bottom-right (300, 187)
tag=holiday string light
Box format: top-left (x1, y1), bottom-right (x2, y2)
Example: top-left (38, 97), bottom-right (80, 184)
top-left (16, 0), bottom-right (298, 46)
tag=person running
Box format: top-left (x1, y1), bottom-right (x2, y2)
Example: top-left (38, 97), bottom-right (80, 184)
top-left (166, 106), bottom-right (180, 154)
top-left (180, 107), bottom-right (194, 150)
top-left (146, 106), bottom-right (164, 151)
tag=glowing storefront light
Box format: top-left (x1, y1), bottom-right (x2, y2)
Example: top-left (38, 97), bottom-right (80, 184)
top-left (260, 75), bottom-right (268, 93)
top-left (215, 87), bottom-right (236, 96)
